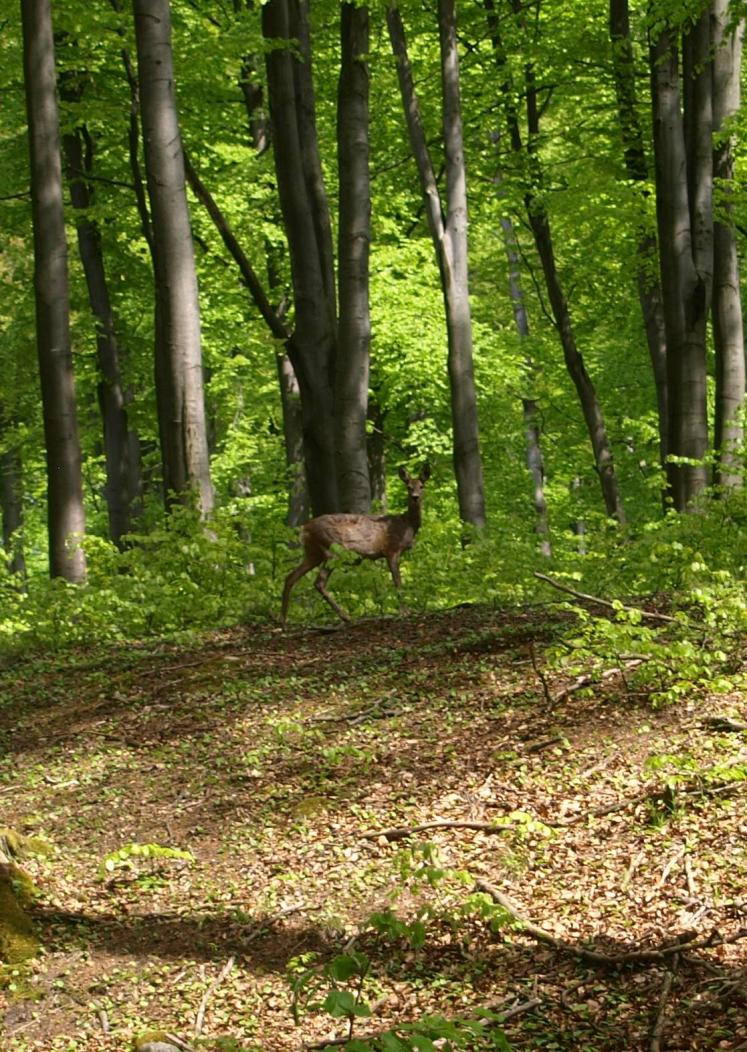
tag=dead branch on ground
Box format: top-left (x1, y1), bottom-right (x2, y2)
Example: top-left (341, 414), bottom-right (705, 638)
top-left (533, 572), bottom-right (678, 624)
top-left (475, 879), bottom-right (747, 967)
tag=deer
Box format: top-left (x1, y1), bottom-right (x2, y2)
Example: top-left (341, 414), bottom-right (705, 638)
top-left (280, 464), bottom-right (431, 625)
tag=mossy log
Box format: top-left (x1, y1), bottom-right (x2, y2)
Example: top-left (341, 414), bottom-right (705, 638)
top-left (0, 828), bottom-right (41, 964)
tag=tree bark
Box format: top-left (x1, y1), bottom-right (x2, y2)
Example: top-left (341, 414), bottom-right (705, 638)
top-left (235, 38), bottom-right (309, 523)
top-left (262, 0), bottom-right (338, 515)
top-left (336, 2), bottom-right (372, 513)
top-left (21, 0), bottom-right (87, 582)
top-left (387, 3), bottom-right (486, 529)
top-left (711, 0), bottom-right (745, 490)
top-left (609, 0), bottom-right (669, 480)
top-left (489, 4), bottom-right (624, 522)
top-left (61, 112), bottom-right (137, 548)
top-left (0, 420), bottom-right (26, 580)
top-left (133, 0), bottom-right (214, 515)
top-left (650, 17), bottom-right (711, 509)
top-left (498, 205), bottom-right (551, 557)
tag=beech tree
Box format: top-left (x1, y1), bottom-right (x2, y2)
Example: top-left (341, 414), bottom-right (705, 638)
top-left (335, 2), bottom-right (372, 513)
top-left (20, 0), bottom-right (87, 582)
top-left (387, 1), bottom-right (486, 529)
top-left (711, 0), bottom-right (745, 490)
top-left (650, 5), bottom-right (713, 510)
top-left (489, 0), bottom-right (625, 523)
top-left (60, 77), bottom-right (140, 548)
top-left (261, 0), bottom-right (374, 516)
top-left (609, 0), bottom-right (669, 477)
top-left (133, 0), bottom-right (214, 515)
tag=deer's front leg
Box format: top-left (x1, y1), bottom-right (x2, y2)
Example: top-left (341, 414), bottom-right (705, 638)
top-left (387, 553), bottom-right (402, 590)
top-left (314, 563), bottom-right (351, 622)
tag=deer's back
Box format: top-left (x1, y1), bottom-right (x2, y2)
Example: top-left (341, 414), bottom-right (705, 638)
top-left (303, 513), bottom-right (411, 560)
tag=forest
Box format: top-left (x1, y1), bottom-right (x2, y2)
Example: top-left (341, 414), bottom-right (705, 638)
top-left (2, 0), bottom-right (747, 1049)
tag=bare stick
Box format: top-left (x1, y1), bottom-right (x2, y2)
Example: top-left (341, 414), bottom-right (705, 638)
top-left (499, 996), bottom-right (542, 1020)
top-left (362, 820), bottom-right (512, 842)
top-left (244, 903), bottom-right (317, 944)
top-left (553, 658), bottom-right (645, 704)
top-left (164, 1035), bottom-right (196, 1052)
top-left (528, 640), bottom-right (554, 708)
top-left (194, 956), bottom-right (235, 1037)
top-left (685, 855), bottom-right (697, 897)
top-left (621, 850), bottom-right (645, 891)
top-left (701, 716), bottom-right (747, 732)
top-left (474, 880), bottom-right (747, 966)
top-left (650, 969), bottom-right (675, 1052)
top-left (533, 572), bottom-right (677, 623)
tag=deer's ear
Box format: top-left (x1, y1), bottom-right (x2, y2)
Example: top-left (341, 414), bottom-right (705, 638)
top-left (419, 463), bottom-right (431, 482)
top-left (398, 465), bottom-right (411, 484)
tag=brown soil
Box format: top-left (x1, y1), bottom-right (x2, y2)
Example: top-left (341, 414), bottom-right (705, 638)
top-left (0, 606), bottom-right (745, 1051)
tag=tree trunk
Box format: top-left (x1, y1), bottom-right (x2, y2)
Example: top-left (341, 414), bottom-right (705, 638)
top-left (61, 113), bottom-right (137, 548)
top-left (489, 5), bottom-right (624, 523)
top-left (387, 3), bottom-right (486, 529)
top-left (133, 0), bottom-right (214, 515)
top-left (235, 40), bottom-right (309, 522)
top-left (262, 0), bottom-right (338, 515)
top-left (21, 0), bottom-right (86, 582)
top-left (609, 0), bottom-right (669, 480)
top-left (497, 205), bottom-right (551, 557)
top-left (438, 0), bottom-right (486, 528)
top-left (336, 2), bottom-right (372, 513)
top-left (711, 0), bottom-right (745, 490)
top-left (650, 18), bottom-right (711, 509)
top-left (0, 421), bottom-right (26, 580)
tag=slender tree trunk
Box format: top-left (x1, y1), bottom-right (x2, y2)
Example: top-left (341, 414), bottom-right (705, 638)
top-left (262, 0), bottom-right (338, 515)
top-left (438, 0), bottom-right (486, 528)
top-left (489, 4), bottom-right (624, 523)
top-left (650, 17), bottom-right (712, 509)
top-left (133, 0), bottom-right (214, 515)
top-left (0, 417), bottom-right (26, 580)
top-left (711, 0), bottom-right (745, 489)
top-left (387, 3), bottom-right (486, 528)
top-left (21, 0), bottom-right (86, 582)
top-left (61, 114), bottom-right (137, 548)
top-left (609, 0), bottom-right (669, 480)
top-left (235, 39), bottom-right (309, 523)
top-left (336, 2), bottom-right (372, 513)
top-left (367, 397), bottom-right (387, 508)
top-left (497, 205), bottom-right (551, 557)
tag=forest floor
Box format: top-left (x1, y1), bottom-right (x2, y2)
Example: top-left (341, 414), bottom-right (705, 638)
top-left (0, 604), bottom-right (746, 1052)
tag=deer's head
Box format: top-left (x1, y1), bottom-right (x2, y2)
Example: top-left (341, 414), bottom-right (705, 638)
top-left (398, 463), bottom-right (431, 504)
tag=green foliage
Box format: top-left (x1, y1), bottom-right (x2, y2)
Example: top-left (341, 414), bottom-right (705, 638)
top-left (98, 842), bottom-right (194, 880)
top-left (540, 494), bottom-right (747, 707)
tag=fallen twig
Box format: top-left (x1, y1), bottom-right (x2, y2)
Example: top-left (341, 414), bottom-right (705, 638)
top-left (525, 734), bottom-right (564, 753)
top-left (533, 572), bottom-right (678, 624)
top-left (552, 658), bottom-right (645, 704)
top-left (650, 967), bottom-right (675, 1052)
top-left (194, 956), bottom-right (235, 1037)
top-left (701, 716), bottom-right (747, 733)
top-left (361, 819), bottom-right (512, 842)
top-left (244, 903), bottom-right (318, 944)
top-left (164, 1035), bottom-right (196, 1052)
top-left (622, 849), bottom-right (645, 891)
top-left (528, 640), bottom-right (554, 708)
top-left (474, 879), bottom-right (747, 966)
top-left (499, 995), bottom-right (542, 1020)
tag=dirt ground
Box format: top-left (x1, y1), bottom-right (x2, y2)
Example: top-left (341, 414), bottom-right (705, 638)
top-left (1, 605), bottom-right (746, 1051)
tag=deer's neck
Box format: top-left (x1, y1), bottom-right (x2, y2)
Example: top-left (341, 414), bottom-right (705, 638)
top-left (405, 498), bottom-right (422, 533)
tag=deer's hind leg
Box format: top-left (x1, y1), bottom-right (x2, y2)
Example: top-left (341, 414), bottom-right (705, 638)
top-left (281, 552), bottom-right (324, 625)
top-left (314, 563), bottom-right (351, 622)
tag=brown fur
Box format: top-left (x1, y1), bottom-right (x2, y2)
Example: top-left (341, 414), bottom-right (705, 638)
top-left (280, 465), bottom-right (430, 624)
